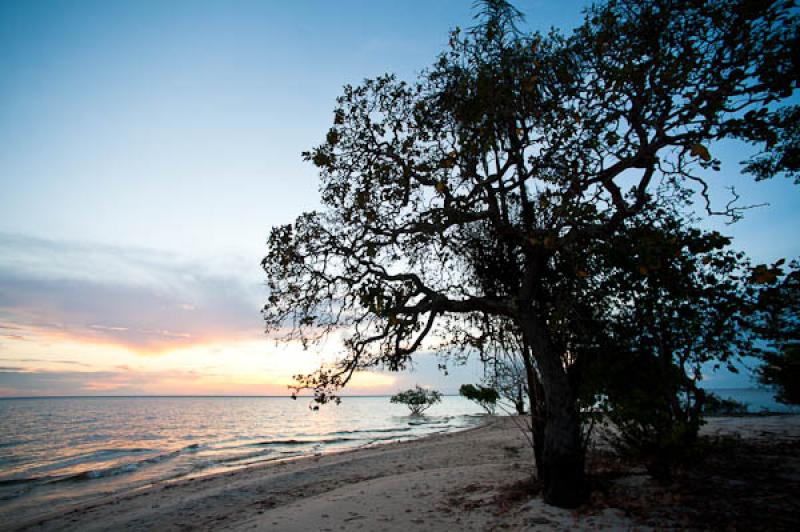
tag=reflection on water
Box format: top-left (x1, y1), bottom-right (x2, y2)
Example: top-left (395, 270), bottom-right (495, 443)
top-left (0, 396), bottom-right (484, 523)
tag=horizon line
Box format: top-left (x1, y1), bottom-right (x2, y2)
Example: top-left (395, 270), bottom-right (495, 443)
top-left (0, 394), bottom-right (464, 399)
top-left (0, 386), bottom-right (764, 400)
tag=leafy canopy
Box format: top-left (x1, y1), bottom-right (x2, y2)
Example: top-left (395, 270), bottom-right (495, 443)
top-left (262, 0), bottom-right (797, 508)
top-left (390, 385), bottom-right (443, 415)
top-left (263, 0), bottom-right (798, 404)
top-left (753, 262), bottom-right (800, 404)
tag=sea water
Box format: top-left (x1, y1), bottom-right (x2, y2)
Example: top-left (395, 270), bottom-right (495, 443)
top-left (0, 396), bottom-right (484, 524)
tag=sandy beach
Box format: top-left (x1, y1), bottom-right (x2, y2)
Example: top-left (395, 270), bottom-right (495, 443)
top-left (8, 414), bottom-right (800, 531)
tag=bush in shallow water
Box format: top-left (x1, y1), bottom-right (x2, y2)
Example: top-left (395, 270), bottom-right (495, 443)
top-left (390, 385), bottom-right (442, 415)
top-left (459, 384), bottom-right (499, 414)
top-left (703, 392), bottom-right (749, 415)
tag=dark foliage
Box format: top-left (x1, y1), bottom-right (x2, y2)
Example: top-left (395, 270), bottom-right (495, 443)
top-left (753, 262), bottom-right (800, 404)
top-left (703, 392), bottom-right (750, 415)
top-left (460, 383), bottom-right (500, 414)
top-left (263, 0), bottom-right (798, 507)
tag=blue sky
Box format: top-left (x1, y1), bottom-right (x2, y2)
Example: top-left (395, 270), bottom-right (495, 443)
top-left (0, 0), bottom-right (797, 395)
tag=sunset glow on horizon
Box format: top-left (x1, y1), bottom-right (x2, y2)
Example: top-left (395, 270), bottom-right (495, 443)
top-left (0, 231), bottom-right (479, 397)
top-left (0, 324), bottom-right (400, 397)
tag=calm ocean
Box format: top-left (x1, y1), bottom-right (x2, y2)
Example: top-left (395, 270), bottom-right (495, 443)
top-left (0, 395), bottom-right (483, 524)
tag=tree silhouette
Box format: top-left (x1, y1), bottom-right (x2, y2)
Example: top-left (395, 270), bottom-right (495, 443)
top-left (263, 0), bottom-right (797, 507)
top-left (459, 383), bottom-right (500, 414)
top-left (753, 261), bottom-right (800, 405)
top-left (390, 385), bottom-right (442, 415)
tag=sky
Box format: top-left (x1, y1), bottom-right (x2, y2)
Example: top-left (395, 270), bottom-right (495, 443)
top-left (1, 0), bottom-right (798, 397)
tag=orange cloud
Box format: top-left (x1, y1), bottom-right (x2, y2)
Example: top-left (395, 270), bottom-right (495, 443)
top-left (0, 314), bottom-right (265, 356)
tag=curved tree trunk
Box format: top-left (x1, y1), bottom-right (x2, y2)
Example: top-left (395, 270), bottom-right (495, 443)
top-left (522, 316), bottom-right (587, 508)
top-left (521, 340), bottom-right (545, 472)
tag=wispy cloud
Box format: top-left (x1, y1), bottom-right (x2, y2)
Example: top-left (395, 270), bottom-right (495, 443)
top-left (0, 233), bottom-right (488, 395)
top-left (0, 367), bottom-right (223, 396)
top-left (0, 357), bottom-right (94, 367)
top-left (0, 232), bottom-right (266, 352)
top-left (0, 366), bottom-right (401, 397)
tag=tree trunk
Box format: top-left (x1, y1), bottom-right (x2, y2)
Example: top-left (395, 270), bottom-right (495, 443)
top-left (521, 343), bottom-right (545, 470)
top-left (539, 369), bottom-right (585, 508)
top-left (522, 316), bottom-right (587, 508)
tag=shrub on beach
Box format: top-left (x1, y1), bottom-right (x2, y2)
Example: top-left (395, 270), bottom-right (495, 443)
top-left (390, 386), bottom-right (442, 415)
top-left (592, 351), bottom-right (705, 480)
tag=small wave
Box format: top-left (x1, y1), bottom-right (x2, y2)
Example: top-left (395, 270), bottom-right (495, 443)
top-left (23, 448), bottom-right (159, 476)
top-left (203, 448), bottom-right (273, 466)
top-left (407, 419), bottom-right (449, 426)
top-left (251, 437), bottom-right (356, 446)
top-left (95, 447), bottom-right (155, 455)
top-left (328, 427), bottom-right (413, 435)
top-left (0, 476), bottom-right (43, 487)
top-left (0, 442), bottom-right (211, 494)
top-left (361, 434), bottom-right (409, 443)
top-left (40, 443), bottom-right (208, 485)
top-left (55, 462), bottom-right (141, 482)
top-left (48, 455), bottom-right (170, 484)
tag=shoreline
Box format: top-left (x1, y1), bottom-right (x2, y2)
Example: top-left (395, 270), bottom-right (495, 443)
top-left (9, 416), bottom-right (501, 531)
top-left (0, 399), bottom-right (485, 525)
top-left (8, 414), bottom-right (800, 531)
